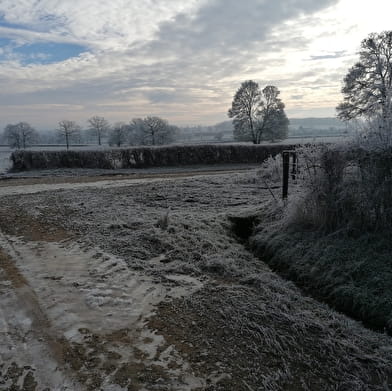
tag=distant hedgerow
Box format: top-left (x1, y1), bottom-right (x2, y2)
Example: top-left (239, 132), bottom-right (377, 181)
top-left (10, 144), bottom-right (295, 171)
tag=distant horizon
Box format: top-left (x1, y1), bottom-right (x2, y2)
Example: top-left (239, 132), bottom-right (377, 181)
top-left (0, 115), bottom-right (346, 133)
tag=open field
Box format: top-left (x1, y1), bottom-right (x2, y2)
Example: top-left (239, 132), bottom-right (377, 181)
top-left (0, 169), bottom-right (391, 390)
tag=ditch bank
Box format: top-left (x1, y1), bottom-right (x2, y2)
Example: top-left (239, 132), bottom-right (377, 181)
top-left (10, 144), bottom-right (295, 171)
top-left (229, 214), bottom-right (392, 336)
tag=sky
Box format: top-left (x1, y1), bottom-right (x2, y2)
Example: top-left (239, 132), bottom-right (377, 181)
top-left (0, 0), bottom-right (391, 130)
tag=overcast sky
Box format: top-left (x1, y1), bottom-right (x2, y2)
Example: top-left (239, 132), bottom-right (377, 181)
top-left (0, 0), bottom-right (391, 129)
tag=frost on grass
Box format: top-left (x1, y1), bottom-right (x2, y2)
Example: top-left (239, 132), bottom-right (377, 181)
top-left (2, 173), bottom-right (268, 280)
top-left (1, 171), bottom-right (391, 389)
top-left (151, 284), bottom-right (392, 391)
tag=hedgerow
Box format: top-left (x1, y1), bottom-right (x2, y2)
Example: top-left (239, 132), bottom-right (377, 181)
top-left (10, 144), bottom-right (294, 171)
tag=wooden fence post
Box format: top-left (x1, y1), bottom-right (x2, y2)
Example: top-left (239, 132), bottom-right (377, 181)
top-left (291, 152), bottom-right (297, 180)
top-left (282, 150), bottom-right (297, 199)
top-left (282, 151), bottom-right (290, 199)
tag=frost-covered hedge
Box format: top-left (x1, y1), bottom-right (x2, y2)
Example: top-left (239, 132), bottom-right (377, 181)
top-left (251, 143), bottom-right (392, 334)
top-left (282, 145), bottom-right (392, 232)
top-left (10, 144), bottom-right (294, 171)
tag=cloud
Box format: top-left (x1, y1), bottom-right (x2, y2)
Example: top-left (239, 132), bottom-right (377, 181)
top-left (309, 50), bottom-right (348, 60)
top-left (156, 0), bottom-right (338, 51)
top-left (0, 0), bottom-right (204, 49)
top-left (291, 94), bottom-right (304, 100)
top-left (0, 25), bottom-right (83, 46)
top-left (0, 0), bottom-right (342, 127)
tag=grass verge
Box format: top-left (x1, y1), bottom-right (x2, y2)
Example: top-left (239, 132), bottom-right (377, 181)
top-left (250, 225), bottom-right (392, 334)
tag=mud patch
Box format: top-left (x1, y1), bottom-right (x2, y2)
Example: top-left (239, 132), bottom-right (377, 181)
top-left (0, 232), bottom-right (206, 390)
top-left (0, 249), bottom-right (28, 288)
top-left (0, 207), bottom-right (70, 242)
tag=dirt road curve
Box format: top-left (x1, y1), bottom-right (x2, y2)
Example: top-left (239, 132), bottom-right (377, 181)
top-left (0, 170), bottom-right (391, 390)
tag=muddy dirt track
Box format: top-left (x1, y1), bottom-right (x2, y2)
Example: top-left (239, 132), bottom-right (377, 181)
top-left (0, 168), bottom-right (391, 390)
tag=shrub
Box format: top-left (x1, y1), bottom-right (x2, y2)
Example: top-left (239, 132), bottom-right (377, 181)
top-left (251, 123), bottom-right (392, 333)
top-left (282, 143), bottom-right (392, 233)
top-left (257, 154), bottom-right (283, 182)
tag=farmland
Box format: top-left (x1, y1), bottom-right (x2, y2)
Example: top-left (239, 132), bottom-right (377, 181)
top-left (0, 167), bottom-right (391, 390)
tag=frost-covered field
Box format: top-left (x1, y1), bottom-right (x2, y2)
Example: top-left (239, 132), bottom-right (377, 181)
top-left (0, 170), bottom-right (391, 390)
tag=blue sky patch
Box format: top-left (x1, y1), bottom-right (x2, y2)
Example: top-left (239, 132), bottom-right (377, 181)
top-left (0, 37), bottom-right (10, 46)
top-left (0, 36), bottom-right (87, 64)
top-left (0, 16), bottom-right (87, 64)
top-left (16, 42), bottom-right (87, 64)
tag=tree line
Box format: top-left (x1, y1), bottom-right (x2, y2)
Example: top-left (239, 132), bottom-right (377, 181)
top-left (1, 116), bottom-right (179, 150)
top-left (1, 84), bottom-right (294, 149)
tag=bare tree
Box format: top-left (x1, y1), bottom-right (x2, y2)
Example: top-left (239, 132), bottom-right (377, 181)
top-left (88, 116), bottom-right (110, 146)
top-left (109, 122), bottom-right (129, 147)
top-left (4, 124), bottom-right (23, 149)
top-left (142, 116), bottom-right (175, 145)
top-left (337, 31), bottom-right (392, 127)
top-left (107, 117), bottom-right (176, 147)
top-left (258, 86), bottom-right (289, 143)
top-left (58, 120), bottom-right (81, 150)
top-left (228, 80), bottom-right (261, 143)
top-left (3, 122), bottom-right (38, 149)
top-left (228, 81), bottom-right (288, 143)
top-left (128, 118), bottom-right (145, 145)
